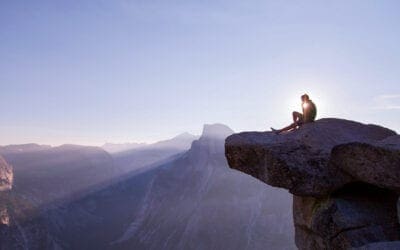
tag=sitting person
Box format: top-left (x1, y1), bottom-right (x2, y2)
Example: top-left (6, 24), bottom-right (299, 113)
top-left (271, 94), bottom-right (317, 134)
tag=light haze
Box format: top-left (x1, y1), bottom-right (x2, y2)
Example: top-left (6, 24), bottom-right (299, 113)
top-left (1, 0), bottom-right (399, 145)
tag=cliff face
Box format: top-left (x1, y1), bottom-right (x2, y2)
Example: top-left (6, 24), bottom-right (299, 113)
top-left (0, 156), bottom-right (13, 192)
top-left (225, 118), bottom-right (400, 249)
top-left (0, 156), bottom-right (12, 227)
top-left (0, 155), bottom-right (59, 250)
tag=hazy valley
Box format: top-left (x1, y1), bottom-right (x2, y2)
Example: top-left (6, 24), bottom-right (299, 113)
top-left (0, 124), bottom-right (295, 250)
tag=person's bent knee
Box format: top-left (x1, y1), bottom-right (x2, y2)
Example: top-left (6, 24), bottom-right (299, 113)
top-left (293, 111), bottom-right (301, 117)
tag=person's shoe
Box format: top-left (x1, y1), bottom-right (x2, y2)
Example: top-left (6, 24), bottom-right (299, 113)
top-left (270, 127), bottom-right (280, 134)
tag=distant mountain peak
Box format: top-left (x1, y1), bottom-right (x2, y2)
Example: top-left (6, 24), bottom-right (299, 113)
top-left (0, 143), bottom-right (51, 153)
top-left (201, 123), bottom-right (234, 139)
top-left (152, 132), bottom-right (198, 151)
top-left (173, 132), bottom-right (198, 140)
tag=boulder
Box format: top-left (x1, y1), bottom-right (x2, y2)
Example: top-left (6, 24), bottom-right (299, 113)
top-left (225, 118), bottom-right (397, 197)
top-left (376, 135), bottom-right (400, 150)
top-left (294, 184), bottom-right (399, 249)
top-left (331, 142), bottom-right (400, 192)
top-left (225, 118), bottom-right (400, 249)
top-left (352, 241), bottom-right (400, 250)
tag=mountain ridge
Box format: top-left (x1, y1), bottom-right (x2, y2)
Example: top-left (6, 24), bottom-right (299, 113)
top-left (8, 123), bottom-right (295, 250)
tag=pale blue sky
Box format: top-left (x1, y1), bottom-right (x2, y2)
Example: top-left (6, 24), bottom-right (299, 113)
top-left (1, 0), bottom-right (399, 145)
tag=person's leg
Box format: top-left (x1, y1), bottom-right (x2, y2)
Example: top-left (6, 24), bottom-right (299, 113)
top-left (292, 111), bottom-right (302, 123)
top-left (271, 122), bottom-right (298, 134)
top-left (271, 111), bottom-right (303, 134)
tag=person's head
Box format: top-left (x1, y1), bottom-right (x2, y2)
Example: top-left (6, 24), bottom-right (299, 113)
top-left (301, 94), bottom-right (310, 103)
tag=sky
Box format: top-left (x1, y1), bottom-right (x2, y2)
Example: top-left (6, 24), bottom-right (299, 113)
top-left (0, 0), bottom-right (399, 146)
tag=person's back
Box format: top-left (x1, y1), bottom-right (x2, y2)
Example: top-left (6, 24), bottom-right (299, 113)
top-left (302, 99), bottom-right (317, 123)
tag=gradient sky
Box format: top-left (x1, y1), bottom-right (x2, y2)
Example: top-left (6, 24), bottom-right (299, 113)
top-left (1, 0), bottom-right (399, 146)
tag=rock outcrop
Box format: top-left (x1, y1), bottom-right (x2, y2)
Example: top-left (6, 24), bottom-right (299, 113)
top-left (0, 156), bottom-right (13, 192)
top-left (0, 156), bottom-right (13, 246)
top-left (225, 118), bottom-right (400, 249)
top-left (353, 241), bottom-right (400, 249)
top-left (0, 155), bottom-right (12, 227)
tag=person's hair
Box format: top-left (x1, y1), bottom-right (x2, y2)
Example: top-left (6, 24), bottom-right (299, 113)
top-left (301, 94), bottom-right (309, 101)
